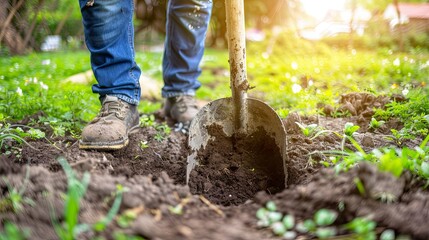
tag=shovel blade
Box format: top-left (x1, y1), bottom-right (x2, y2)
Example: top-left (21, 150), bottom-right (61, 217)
top-left (186, 97), bottom-right (288, 187)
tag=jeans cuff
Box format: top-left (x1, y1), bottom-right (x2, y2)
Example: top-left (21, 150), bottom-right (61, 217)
top-left (111, 94), bottom-right (140, 105)
top-left (162, 90), bottom-right (195, 98)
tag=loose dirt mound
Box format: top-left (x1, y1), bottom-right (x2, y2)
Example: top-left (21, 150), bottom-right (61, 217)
top-left (2, 92), bottom-right (429, 239)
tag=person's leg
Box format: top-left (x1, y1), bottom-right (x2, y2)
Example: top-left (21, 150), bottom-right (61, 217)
top-left (79, 0), bottom-right (141, 105)
top-left (162, 0), bottom-right (213, 123)
top-left (79, 0), bottom-right (140, 150)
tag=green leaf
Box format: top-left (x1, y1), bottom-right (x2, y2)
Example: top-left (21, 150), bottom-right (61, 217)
top-left (282, 214), bottom-right (295, 230)
top-left (282, 231), bottom-right (297, 240)
top-left (271, 222), bottom-right (286, 236)
top-left (354, 177), bottom-right (366, 196)
top-left (28, 128), bottom-right (45, 139)
top-left (94, 185), bottom-right (124, 232)
top-left (315, 227), bottom-right (337, 239)
top-left (421, 162), bottom-right (429, 177)
top-left (345, 217), bottom-right (376, 234)
top-left (267, 212), bottom-right (283, 223)
top-left (266, 201), bottom-right (277, 212)
top-left (168, 205), bottom-right (183, 215)
top-left (256, 208), bottom-right (268, 220)
top-left (344, 122), bottom-right (360, 136)
top-left (303, 219), bottom-right (316, 232)
top-left (314, 209), bottom-right (337, 226)
top-left (380, 229), bottom-right (395, 240)
top-left (377, 149), bottom-right (404, 177)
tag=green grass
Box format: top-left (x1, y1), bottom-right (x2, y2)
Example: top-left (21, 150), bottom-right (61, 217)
top-left (1, 35), bottom-right (428, 134)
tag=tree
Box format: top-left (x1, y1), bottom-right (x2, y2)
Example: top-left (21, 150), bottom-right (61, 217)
top-left (0, 0), bottom-right (26, 54)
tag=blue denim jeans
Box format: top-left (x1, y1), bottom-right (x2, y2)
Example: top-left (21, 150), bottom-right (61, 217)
top-left (79, 0), bottom-right (213, 104)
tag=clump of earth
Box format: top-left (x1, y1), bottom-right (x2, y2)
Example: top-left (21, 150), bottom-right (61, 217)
top-left (1, 92), bottom-right (429, 240)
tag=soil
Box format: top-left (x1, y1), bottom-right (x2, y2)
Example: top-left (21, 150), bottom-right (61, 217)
top-left (1, 92), bottom-right (429, 240)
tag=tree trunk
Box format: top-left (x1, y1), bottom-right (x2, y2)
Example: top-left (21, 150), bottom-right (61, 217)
top-left (55, 5), bottom-right (74, 35)
top-left (23, 0), bottom-right (46, 49)
top-left (0, 0), bottom-right (26, 54)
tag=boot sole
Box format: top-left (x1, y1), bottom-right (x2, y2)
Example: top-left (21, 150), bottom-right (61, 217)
top-left (79, 125), bottom-right (139, 151)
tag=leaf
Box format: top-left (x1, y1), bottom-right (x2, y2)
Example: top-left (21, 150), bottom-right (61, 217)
top-left (168, 205), bottom-right (183, 215)
top-left (94, 185), bottom-right (124, 232)
top-left (315, 227), bottom-right (337, 239)
top-left (303, 219), bottom-right (316, 232)
top-left (421, 162), bottom-right (429, 177)
top-left (314, 209), bottom-right (337, 226)
top-left (282, 231), bottom-right (297, 240)
top-left (354, 177), bottom-right (366, 197)
top-left (282, 214), bottom-right (295, 230)
top-left (266, 201), bottom-right (277, 212)
top-left (378, 149), bottom-right (404, 177)
top-left (344, 122), bottom-right (360, 136)
top-left (271, 222), bottom-right (286, 236)
top-left (380, 229), bottom-right (395, 240)
top-left (267, 212), bottom-right (283, 223)
top-left (256, 208), bottom-right (268, 220)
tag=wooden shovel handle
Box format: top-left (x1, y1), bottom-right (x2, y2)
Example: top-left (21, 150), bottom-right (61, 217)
top-left (225, 0), bottom-right (249, 132)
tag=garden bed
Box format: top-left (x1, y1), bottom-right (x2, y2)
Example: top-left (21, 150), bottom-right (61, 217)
top-left (1, 92), bottom-right (429, 239)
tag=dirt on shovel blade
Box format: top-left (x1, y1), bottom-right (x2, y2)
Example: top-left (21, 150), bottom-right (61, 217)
top-left (188, 124), bottom-right (285, 206)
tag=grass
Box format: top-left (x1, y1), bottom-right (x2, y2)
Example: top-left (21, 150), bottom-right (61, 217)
top-left (1, 36), bottom-right (428, 122)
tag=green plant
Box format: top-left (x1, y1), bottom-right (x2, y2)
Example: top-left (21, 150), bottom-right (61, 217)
top-left (295, 209), bottom-right (338, 239)
top-left (295, 122), bottom-right (329, 140)
top-left (140, 115), bottom-right (156, 128)
top-left (380, 229), bottom-right (396, 240)
top-left (54, 158), bottom-right (125, 239)
top-left (38, 116), bottom-right (75, 138)
top-left (344, 217), bottom-right (377, 240)
top-left (117, 210), bottom-right (138, 228)
top-left (154, 123), bottom-right (171, 142)
top-left (374, 90), bottom-right (429, 137)
top-left (0, 166), bottom-right (34, 213)
top-left (369, 117), bottom-right (385, 130)
top-left (256, 201), bottom-right (340, 239)
top-left (0, 124), bottom-right (41, 150)
top-left (92, 185), bottom-right (125, 233)
top-left (344, 122), bottom-right (360, 137)
top-left (113, 231), bottom-right (145, 240)
top-left (139, 141), bottom-right (149, 150)
top-left (324, 134), bottom-right (429, 189)
top-left (168, 204), bottom-right (184, 215)
top-left (386, 129), bottom-right (415, 147)
top-left (139, 115), bottom-right (171, 142)
top-left (354, 177), bottom-right (366, 197)
top-left (0, 222), bottom-right (30, 240)
top-left (54, 157), bottom-right (91, 240)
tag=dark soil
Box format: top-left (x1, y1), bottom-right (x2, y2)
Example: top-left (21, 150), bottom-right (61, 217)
top-left (1, 92), bottom-right (429, 239)
top-left (188, 124), bottom-right (285, 206)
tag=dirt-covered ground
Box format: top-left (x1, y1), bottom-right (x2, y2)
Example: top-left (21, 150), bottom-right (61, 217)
top-left (1, 93), bottom-right (429, 239)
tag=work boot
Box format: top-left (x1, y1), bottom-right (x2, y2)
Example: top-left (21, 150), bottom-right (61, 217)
top-left (162, 95), bottom-right (199, 125)
top-left (79, 95), bottom-right (139, 150)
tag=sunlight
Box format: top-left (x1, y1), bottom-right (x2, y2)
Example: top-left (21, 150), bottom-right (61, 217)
top-left (300, 0), bottom-right (347, 20)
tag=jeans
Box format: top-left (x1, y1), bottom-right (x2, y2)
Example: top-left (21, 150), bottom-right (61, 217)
top-left (79, 0), bottom-right (213, 104)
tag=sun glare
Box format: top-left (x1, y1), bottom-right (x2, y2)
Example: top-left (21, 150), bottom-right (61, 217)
top-left (300, 0), bottom-right (347, 20)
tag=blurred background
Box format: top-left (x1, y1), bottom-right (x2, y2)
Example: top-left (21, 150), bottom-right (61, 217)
top-left (1, 0), bottom-right (428, 56)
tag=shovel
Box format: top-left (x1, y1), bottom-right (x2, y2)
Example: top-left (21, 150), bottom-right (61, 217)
top-left (186, 0), bottom-right (288, 188)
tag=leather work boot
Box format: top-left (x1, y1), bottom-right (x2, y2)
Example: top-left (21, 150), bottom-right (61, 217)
top-left (79, 95), bottom-right (139, 150)
top-left (162, 95), bottom-right (199, 125)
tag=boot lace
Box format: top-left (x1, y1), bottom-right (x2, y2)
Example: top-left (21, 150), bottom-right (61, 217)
top-left (98, 100), bottom-right (126, 120)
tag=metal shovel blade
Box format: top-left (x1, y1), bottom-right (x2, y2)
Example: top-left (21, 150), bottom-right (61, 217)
top-left (186, 97), bottom-right (288, 187)
top-left (186, 0), bottom-right (287, 189)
